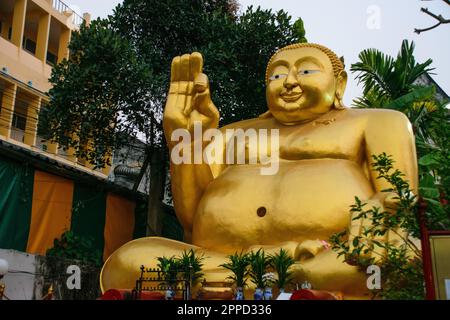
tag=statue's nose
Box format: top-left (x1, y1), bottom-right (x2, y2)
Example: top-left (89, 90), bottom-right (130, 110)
top-left (284, 68), bottom-right (299, 90)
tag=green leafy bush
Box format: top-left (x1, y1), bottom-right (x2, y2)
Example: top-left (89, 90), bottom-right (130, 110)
top-left (46, 231), bottom-right (102, 267)
top-left (330, 153), bottom-right (424, 300)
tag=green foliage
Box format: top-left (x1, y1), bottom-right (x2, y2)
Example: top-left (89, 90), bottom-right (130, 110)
top-left (219, 251), bottom-right (250, 288)
top-left (248, 249), bottom-right (272, 289)
top-left (41, 0), bottom-right (305, 167)
top-left (46, 231), bottom-right (102, 267)
top-left (269, 249), bottom-right (295, 290)
top-left (329, 153), bottom-right (424, 300)
top-left (293, 18), bottom-right (307, 43)
top-left (157, 249), bottom-right (205, 286)
top-left (178, 249), bottom-right (205, 285)
top-left (39, 19), bottom-right (151, 168)
top-left (351, 40), bottom-right (450, 232)
top-left (157, 256), bottom-right (181, 286)
top-left (351, 40), bottom-right (433, 105)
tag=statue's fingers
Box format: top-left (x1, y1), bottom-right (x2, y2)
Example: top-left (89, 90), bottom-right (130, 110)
top-left (175, 93), bottom-right (187, 118)
top-left (170, 56), bottom-right (181, 82)
top-left (384, 193), bottom-right (400, 212)
top-left (193, 91), bottom-right (219, 120)
top-left (184, 94), bottom-right (193, 117)
top-left (190, 52), bottom-right (203, 81)
top-left (387, 228), bottom-right (402, 247)
top-left (180, 54), bottom-right (191, 82)
top-left (194, 73), bottom-right (209, 93)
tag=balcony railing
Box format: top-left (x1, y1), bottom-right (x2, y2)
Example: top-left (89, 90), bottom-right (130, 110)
top-left (52, 0), bottom-right (84, 26)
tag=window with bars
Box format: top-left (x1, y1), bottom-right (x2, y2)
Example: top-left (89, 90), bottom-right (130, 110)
top-left (12, 113), bottom-right (26, 131)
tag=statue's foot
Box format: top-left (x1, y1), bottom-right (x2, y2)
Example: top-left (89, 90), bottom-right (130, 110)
top-left (292, 249), bottom-right (371, 299)
top-left (100, 237), bottom-right (230, 294)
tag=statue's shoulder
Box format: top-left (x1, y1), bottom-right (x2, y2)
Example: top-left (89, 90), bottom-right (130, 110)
top-left (219, 117), bottom-right (271, 132)
top-left (344, 108), bottom-right (410, 124)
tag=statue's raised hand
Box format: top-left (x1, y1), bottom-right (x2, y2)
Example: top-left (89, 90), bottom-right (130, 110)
top-left (163, 53), bottom-right (219, 147)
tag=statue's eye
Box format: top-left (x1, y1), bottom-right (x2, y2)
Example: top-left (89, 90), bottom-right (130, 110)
top-left (298, 70), bottom-right (320, 76)
top-left (269, 74), bottom-right (287, 81)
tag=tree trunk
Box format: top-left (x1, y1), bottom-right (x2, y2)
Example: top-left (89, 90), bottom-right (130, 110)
top-left (146, 148), bottom-right (166, 236)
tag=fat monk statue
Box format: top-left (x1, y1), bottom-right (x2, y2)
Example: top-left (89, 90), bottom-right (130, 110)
top-left (100, 43), bottom-right (418, 298)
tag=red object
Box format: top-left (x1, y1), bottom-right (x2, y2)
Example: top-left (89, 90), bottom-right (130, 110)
top-left (418, 199), bottom-right (436, 300)
top-left (100, 289), bottom-right (130, 300)
top-left (100, 289), bottom-right (165, 300)
top-left (290, 289), bottom-right (339, 300)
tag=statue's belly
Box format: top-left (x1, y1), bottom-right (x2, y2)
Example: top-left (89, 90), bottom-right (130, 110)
top-left (192, 159), bottom-right (374, 253)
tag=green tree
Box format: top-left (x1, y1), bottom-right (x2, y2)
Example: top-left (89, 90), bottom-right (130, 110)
top-left (39, 19), bottom-right (151, 167)
top-left (351, 40), bottom-right (449, 231)
top-left (40, 0), bottom-right (305, 167)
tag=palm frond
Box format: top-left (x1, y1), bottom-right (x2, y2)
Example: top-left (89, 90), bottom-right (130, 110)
top-left (351, 48), bottom-right (396, 100)
top-left (220, 251), bottom-right (250, 288)
top-left (351, 40), bottom-right (435, 107)
top-left (395, 40), bottom-right (434, 93)
top-left (269, 249), bottom-right (295, 289)
top-left (352, 88), bottom-right (390, 108)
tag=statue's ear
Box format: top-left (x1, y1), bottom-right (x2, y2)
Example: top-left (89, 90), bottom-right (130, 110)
top-left (334, 70), bottom-right (347, 109)
top-left (336, 70), bottom-right (347, 98)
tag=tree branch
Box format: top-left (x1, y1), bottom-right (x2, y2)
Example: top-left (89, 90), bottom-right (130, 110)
top-left (415, 7), bottom-right (450, 34)
top-left (421, 7), bottom-right (449, 21)
top-left (415, 21), bottom-right (442, 34)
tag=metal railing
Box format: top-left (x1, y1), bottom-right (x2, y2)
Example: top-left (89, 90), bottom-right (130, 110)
top-left (52, 0), bottom-right (84, 27)
top-left (132, 265), bottom-right (192, 300)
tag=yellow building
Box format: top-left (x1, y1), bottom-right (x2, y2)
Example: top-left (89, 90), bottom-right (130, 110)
top-left (0, 0), bottom-right (113, 176)
top-left (0, 0), bottom-right (147, 262)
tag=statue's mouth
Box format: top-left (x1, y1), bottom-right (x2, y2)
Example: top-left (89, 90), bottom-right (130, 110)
top-left (281, 93), bottom-right (302, 102)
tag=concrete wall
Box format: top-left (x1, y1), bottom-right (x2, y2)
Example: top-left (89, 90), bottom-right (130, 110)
top-left (0, 249), bottom-right (101, 300)
top-left (0, 249), bottom-right (43, 300)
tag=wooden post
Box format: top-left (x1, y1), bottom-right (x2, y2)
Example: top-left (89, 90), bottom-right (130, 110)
top-left (146, 148), bottom-right (166, 236)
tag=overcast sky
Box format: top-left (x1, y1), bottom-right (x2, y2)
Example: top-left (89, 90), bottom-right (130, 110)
top-left (67, 0), bottom-right (449, 105)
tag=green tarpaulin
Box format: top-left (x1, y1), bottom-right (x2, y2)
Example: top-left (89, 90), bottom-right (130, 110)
top-left (0, 157), bottom-right (34, 251)
top-left (71, 182), bottom-right (107, 254)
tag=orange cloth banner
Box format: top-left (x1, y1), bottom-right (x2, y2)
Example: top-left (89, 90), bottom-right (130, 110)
top-left (103, 193), bottom-right (136, 261)
top-left (26, 170), bottom-right (74, 255)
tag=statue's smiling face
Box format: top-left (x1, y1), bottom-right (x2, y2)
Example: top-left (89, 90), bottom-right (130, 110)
top-left (266, 47), bottom-right (338, 124)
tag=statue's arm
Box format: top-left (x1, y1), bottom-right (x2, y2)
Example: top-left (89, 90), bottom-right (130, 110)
top-left (163, 52), bottom-right (221, 241)
top-left (364, 109), bottom-right (418, 196)
top-left (169, 153), bottom-right (214, 242)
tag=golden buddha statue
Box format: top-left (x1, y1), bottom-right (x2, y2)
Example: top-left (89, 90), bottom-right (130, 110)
top-left (100, 43), bottom-right (418, 298)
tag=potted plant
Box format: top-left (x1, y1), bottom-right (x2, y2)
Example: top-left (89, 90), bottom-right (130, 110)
top-left (270, 248), bottom-right (295, 294)
top-left (220, 251), bottom-right (250, 300)
top-left (177, 249), bottom-right (205, 298)
top-left (248, 249), bottom-right (272, 300)
top-left (157, 256), bottom-right (180, 300)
